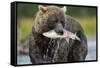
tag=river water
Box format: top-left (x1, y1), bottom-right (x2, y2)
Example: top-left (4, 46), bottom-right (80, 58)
top-left (17, 38), bottom-right (97, 65)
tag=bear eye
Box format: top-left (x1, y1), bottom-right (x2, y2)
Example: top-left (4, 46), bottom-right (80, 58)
top-left (61, 20), bottom-right (64, 23)
top-left (52, 19), bottom-right (58, 23)
top-left (60, 20), bottom-right (65, 27)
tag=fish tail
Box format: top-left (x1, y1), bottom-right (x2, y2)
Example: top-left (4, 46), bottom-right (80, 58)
top-left (75, 33), bottom-right (81, 41)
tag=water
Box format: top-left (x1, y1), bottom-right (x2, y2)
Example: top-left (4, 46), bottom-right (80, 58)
top-left (86, 39), bottom-right (96, 60)
top-left (17, 38), bottom-right (97, 65)
top-left (17, 55), bottom-right (32, 65)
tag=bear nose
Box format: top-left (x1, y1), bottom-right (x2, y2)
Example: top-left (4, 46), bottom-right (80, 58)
top-left (55, 28), bottom-right (64, 35)
top-left (55, 23), bottom-right (64, 35)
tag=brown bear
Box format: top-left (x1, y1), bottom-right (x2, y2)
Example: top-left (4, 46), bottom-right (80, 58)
top-left (29, 5), bottom-right (88, 64)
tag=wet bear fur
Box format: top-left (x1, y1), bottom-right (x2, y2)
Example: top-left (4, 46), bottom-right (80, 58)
top-left (29, 5), bottom-right (88, 64)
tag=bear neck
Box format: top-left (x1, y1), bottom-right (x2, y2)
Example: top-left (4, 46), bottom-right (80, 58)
top-left (32, 27), bottom-right (50, 49)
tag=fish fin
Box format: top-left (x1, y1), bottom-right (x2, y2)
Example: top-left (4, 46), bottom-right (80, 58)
top-left (66, 38), bottom-right (69, 43)
top-left (75, 33), bottom-right (81, 41)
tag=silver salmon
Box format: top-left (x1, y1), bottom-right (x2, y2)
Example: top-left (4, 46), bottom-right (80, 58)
top-left (43, 29), bottom-right (80, 43)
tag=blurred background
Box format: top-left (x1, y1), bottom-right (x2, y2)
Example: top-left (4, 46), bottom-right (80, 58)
top-left (17, 3), bottom-right (97, 65)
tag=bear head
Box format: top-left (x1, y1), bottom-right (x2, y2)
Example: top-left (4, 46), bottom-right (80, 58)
top-left (34, 5), bottom-right (67, 35)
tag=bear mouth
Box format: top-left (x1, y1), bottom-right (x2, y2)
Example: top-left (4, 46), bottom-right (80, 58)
top-left (42, 29), bottom-right (80, 43)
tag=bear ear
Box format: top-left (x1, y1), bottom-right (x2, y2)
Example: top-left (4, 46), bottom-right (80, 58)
top-left (61, 6), bottom-right (67, 13)
top-left (38, 5), bottom-right (47, 13)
